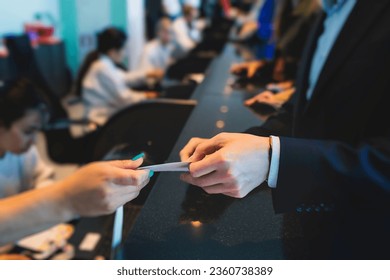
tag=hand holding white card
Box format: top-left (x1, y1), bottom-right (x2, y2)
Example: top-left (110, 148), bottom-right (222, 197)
top-left (138, 162), bottom-right (190, 172)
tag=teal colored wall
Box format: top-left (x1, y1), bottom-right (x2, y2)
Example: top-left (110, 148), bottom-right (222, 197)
top-left (110, 0), bottom-right (128, 31)
top-left (59, 0), bottom-right (129, 75)
top-left (59, 0), bottom-right (79, 75)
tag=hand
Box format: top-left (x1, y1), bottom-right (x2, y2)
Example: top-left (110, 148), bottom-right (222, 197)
top-left (179, 137), bottom-right (209, 162)
top-left (230, 60), bottom-right (265, 78)
top-left (266, 80), bottom-right (294, 92)
top-left (238, 21), bottom-right (258, 39)
top-left (179, 133), bottom-right (270, 198)
top-left (272, 57), bottom-right (286, 82)
top-left (146, 69), bottom-right (165, 80)
top-left (245, 87), bottom-right (295, 109)
top-left (60, 158), bottom-right (150, 217)
top-left (244, 90), bottom-right (277, 107)
top-left (145, 91), bottom-right (159, 99)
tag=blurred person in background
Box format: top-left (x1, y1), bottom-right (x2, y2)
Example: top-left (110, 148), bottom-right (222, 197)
top-left (232, 0), bottom-right (320, 112)
top-left (172, 4), bottom-right (206, 52)
top-left (231, 0), bottom-right (321, 80)
top-left (138, 18), bottom-right (186, 83)
top-left (162, 0), bottom-right (182, 20)
top-left (74, 27), bottom-right (158, 125)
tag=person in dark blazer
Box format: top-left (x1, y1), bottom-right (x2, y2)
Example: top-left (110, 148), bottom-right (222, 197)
top-left (231, 0), bottom-right (321, 82)
top-left (179, 0), bottom-right (390, 259)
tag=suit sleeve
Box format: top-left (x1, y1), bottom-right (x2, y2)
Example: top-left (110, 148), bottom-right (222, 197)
top-left (272, 136), bottom-right (390, 213)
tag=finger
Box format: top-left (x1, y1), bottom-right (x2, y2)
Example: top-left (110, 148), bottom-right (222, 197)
top-left (189, 151), bottom-right (230, 178)
top-left (179, 144), bottom-right (196, 162)
top-left (257, 96), bottom-right (270, 102)
top-left (247, 65), bottom-right (257, 78)
top-left (261, 91), bottom-right (273, 97)
top-left (180, 168), bottom-right (233, 188)
top-left (180, 173), bottom-right (194, 185)
top-left (258, 91), bottom-right (274, 101)
top-left (121, 191), bottom-right (140, 204)
top-left (221, 191), bottom-right (241, 198)
top-left (108, 158), bottom-right (144, 169)
top-left (108, 167), bottom-right (150, 186)
top-left (110, 176), bottom-right (150, 194)
top-left (266, 83), bottom-right (275, 90)
top-left (230, 64), bottom-right (243, 73)
top-left (223, 188), bottom-right (251, 198)
top-left (179, 138), bottom-right (206, 161)
top-left (113, 191), bottom-right (140, 208)
top-left (190, 137), bottom-right (223, 162)
top-left (244, 97), bottom-right (256, 106)
top-left (203, 183), bottom-right (237, 194)
top-left (180, 172), bottom-right (224, 189)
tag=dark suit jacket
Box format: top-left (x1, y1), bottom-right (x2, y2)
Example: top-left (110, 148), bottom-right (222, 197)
top-left (247, 0), bottom-right (390, 259)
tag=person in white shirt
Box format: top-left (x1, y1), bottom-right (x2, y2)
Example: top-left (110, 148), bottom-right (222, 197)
top-left (75, 27), bottom-right (158, 125)
top-left (138, 18), bottom-right (186, 78)
top-left (0, 79), bottom-right (152, 245)
top-left (0, 146), bottom-right (53, 198)
top-left (0, 81), bottom-right (54, 199)
top-left (172, 4), bottom-right (205, 52)
top-left (162, 0), bottom-right (182, 20)
top-left (183, 0), bottom-right (201, 9)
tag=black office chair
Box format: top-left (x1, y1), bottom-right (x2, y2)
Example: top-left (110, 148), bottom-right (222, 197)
top-left (4, 35), bottom-right (69, 118)
top-left (160, 80), bottom-right (198, 99)
top-left (4, 34), bottom-right (98, 164)
top-left (192, 17), bottom-right (233, 54)
top-left (91, 98), bottom-right (197, 164)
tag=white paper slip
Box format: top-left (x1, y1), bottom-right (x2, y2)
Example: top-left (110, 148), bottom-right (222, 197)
top-left (79, 232), bottom-right (101, 252)
top-left (138, 162), bottom-right (190, 172)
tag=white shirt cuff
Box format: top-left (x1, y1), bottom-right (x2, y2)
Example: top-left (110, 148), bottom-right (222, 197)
top-left (267, 136), bottom-right (280, 188)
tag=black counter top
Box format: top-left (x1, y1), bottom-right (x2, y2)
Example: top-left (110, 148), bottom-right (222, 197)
top-left (118, 44), bottom-right (309, 260)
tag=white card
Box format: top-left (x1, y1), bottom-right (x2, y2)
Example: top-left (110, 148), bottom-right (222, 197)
top-left (138, 162), bottom-right (190, 172)
top-left (111, 206), bottom-right (123, 250)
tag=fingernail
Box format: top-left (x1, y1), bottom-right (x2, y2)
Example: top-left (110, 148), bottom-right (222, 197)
top-left (149, 170), bottom-right (154, 178)
top-left (132, 152), bottom-right (145, 161)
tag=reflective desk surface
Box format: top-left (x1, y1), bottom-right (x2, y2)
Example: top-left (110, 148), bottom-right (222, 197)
top-left (118, 44), bottom-right (309, 259)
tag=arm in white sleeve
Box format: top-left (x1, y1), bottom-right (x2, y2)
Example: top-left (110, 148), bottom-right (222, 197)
top-left (122, 69), bottom-right (147, 87)
top-left (173, 19), bottom-right (196, 51)
top-left (267, 136), bottom-right (280, 188)
top-left (23, 146), bottom-right (55, 189)
top-left (97, 67), bottom-right (147, 106)
top-left (123, 46), bottom-right (154, 87)
top-left (137, 45), bottom-right (154, 72)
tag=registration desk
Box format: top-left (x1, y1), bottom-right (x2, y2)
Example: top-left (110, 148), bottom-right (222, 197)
top-left (116, 43), bottom-right (309, 260)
